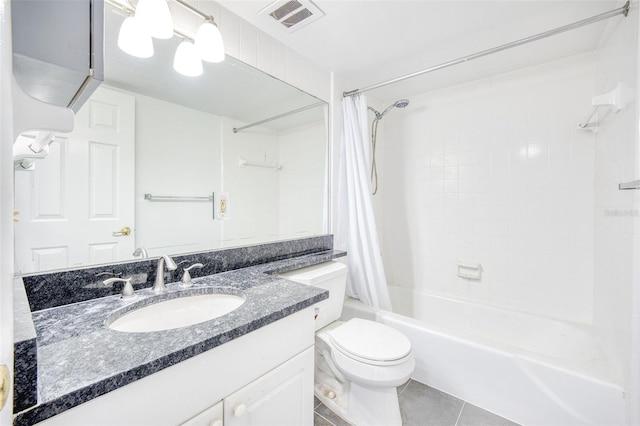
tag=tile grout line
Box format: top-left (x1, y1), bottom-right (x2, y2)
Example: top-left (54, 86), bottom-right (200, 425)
top-left (454, 401), bottom-right (466, 426)
top-left (398, 379), bottom-right (411, 396)
top-left (315, 411), bottom-right (337, 426)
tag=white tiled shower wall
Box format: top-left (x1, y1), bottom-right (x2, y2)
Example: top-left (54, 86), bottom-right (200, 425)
top-left (379, 52), bottom-right (597, 324)
top-left (591, 4), bottom-right (639, 420)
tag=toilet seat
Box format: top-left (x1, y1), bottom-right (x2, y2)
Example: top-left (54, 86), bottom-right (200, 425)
top-left (316, 319), bottom-right (415, 388)
top-left (328, 318), bottom-right (411, 366)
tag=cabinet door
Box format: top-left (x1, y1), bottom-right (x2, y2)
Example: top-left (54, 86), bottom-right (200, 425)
top-left (180, 400), bottom-right (223, 426)
top-left (224, 347), bottom-right (314, 426)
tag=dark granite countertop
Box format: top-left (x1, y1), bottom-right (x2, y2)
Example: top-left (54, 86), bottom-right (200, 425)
top-left (14, 249), bottom-right (345, 425)
top-left (13, 279), bottom-right (37, 413)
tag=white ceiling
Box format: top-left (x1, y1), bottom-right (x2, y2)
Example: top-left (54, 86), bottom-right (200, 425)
top-left (219, 0), bottom-right (624, 101)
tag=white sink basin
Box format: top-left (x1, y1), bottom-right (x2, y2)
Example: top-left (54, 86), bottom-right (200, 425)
top-left (108, 293), bottom-right (245, 333)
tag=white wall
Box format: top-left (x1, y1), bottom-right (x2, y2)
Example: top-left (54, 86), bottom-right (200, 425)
top-left (378, 52), bottom-right (597, 324)
top-left (633, 15), bottom-right (640, 418)
top-left (221, 118), bottom-right (280, 246)
top-left (591, 3), bottom-right (639, 421)
top-left (278, 121), bottom-right (326, 240)
top-left (134, 91), bottom-right (223, 256)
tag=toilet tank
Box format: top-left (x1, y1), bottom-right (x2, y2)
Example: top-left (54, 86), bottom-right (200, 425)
top-left (280, 261), bottom-right (347, 330)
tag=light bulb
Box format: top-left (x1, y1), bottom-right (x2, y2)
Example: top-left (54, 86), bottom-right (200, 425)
top-left (118, 16), bottom-right (154, 58)
top-left (173, 40), bottom-right (203, 77)
top-left (135, 0), bottom-right (174, 39)
top-left (195, 20), bottom-right (225, 63)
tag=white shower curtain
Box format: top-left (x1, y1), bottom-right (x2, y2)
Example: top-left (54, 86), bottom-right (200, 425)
top-left (336, 94), bottom-right (392, 311)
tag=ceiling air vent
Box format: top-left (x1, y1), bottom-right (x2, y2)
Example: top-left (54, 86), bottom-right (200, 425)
top-left (260, 0), bottom-right (325, 33)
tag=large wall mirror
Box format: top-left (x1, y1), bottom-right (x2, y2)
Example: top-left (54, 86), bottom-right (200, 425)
top-left (13, 5), bottom-right (328, 274)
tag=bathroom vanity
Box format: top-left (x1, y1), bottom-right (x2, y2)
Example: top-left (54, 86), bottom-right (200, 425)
top-left (13, 237), bottom-right (345, 425)
top-left (37, 309), bottom-right (315, 426)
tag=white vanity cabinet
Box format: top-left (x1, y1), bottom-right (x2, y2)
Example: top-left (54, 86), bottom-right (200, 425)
top-left (223, 347), bottom-right (314, 426)
top-left (37, 307), bottom-right (315, 426)
top-left (181, 347), bottom-right (314, 426)
top-left (181, 401), bottom-right (223, 426)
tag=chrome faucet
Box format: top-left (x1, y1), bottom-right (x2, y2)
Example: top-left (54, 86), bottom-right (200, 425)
top-left (132, 247), bottom-right (149, 258)
top-left (153, 255), bottom-right (177, 293)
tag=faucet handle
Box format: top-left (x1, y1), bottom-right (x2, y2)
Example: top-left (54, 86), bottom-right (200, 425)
top-left (132, 247), bottom-right (148, 258)
top-left (103, 277), bottom-right (134, 298)
top-left (96, 271), bottom-right (121, 278)
top-left (181, 263), bottom-right (204, 286)
top-left (184, 263), bottom-right (204, 272)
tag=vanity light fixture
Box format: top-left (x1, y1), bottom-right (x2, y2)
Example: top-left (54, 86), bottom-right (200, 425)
top-left (107, 0), bottom-right (225, 77)
top-left (135, 0), bottom-right (174, 39)
top-left (195, 18), bottom-right (225, 63)
top-left (173, 38), bottom-right (203, 77)
top-left (117, 16), bottom-right (154, 58)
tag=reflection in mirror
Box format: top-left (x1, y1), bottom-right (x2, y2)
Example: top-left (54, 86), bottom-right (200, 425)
top-left (13, 4), bottom-right (328, 274)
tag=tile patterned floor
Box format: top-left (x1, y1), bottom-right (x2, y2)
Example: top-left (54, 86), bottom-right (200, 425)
top-left (313, 379), bottom-right (520, 426)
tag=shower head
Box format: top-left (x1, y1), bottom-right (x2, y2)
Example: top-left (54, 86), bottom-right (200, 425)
top-left (368, 98), bottom-right (411, 196)
top-left (370, 98), bottom-right (410, 120)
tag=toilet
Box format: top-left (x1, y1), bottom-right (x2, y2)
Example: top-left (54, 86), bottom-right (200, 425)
top-left (280, 261), bottom-right (415, 426)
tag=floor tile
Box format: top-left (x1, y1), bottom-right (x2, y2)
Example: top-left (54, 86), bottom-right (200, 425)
top-left (315, 379), bottom-right (519, 426)
top-left (315, 403), bottom-right (354, 426)
top-left (314, 412), bottom-right (336, 426)
top-left (399, 379), bottom-right (464, 426)
top-left (457, 403), bottom-right (519, 426)
top-left (397, 379), bottom-right (411, 395)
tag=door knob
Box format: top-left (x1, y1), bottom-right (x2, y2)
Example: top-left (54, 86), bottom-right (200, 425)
top-left (112, 226), bottom-right (131, 236)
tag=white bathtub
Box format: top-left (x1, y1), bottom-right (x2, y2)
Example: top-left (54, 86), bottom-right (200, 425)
top-left (341, 288), bottom-right (626, 426)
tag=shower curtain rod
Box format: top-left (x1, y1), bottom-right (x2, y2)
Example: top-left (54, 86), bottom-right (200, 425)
top-left (343, 1), bottom-right (630, 98)
top-left (232, 102), bottom-right (325, 133)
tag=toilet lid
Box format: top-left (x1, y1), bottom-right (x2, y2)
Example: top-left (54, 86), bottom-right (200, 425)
top-left (328, 319), bottom-right (411, 364)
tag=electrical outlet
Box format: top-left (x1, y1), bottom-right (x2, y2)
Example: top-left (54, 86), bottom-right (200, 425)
top-left (213, 192), bottom-right (230, 220)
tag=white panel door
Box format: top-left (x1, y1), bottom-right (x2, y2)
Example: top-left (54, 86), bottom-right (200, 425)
top-left (14, 87), bottom-right (135, 273)
top-left (224, 348), bottom-right (314, 426)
